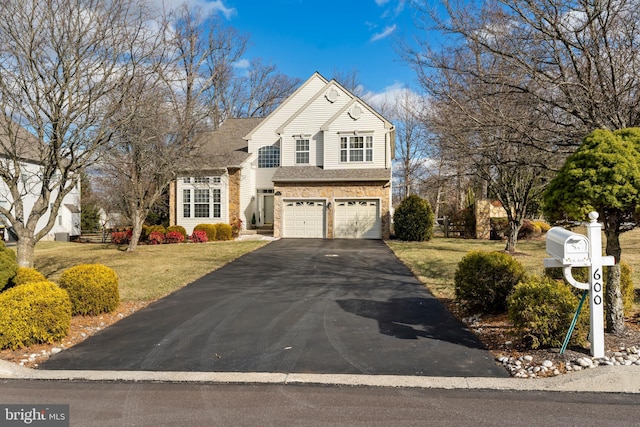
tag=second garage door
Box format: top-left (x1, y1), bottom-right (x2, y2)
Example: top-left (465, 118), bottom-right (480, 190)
top-left (283, 200), bottom-right (325, 238)
top-left (334, 200), bottom-right (381, 239)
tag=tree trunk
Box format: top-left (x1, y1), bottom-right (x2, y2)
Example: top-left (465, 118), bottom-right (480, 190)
top-left (604, 225), bottom-right (625, 333)
top-left (16, 236), bottom-right (36, 268)
top-left (504, 218), bottom-right (522, 253)
top-left (126, 212), bottom-right (146, 252)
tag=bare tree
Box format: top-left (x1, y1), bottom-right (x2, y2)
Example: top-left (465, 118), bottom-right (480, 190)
top-left (227, 58), bottom-right (301, 118)
top-left (407, 0), bottom-right (640, 332)
top-left (98, 4), bottom-right (250, 252)
top-left (392, 89), bottom-right (429, 199)
top-left (0, 0), bottom-right (154, 266)
top-left (331, 68), bottom-right (365, 97)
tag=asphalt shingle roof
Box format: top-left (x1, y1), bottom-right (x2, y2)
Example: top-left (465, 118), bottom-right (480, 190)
top-left (188, 117), bottom-right (264, 170)
top-left (272, 166), bottom-right (391, 182)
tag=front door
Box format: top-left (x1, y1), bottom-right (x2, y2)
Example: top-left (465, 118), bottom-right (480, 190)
top-left (263, 195), bottom-right (274, 224)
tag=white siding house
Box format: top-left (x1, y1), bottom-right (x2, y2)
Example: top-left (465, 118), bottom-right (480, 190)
top-left (171, 72), bottom-right (395, 239)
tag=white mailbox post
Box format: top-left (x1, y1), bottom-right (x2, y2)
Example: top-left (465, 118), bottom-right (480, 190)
top-left (543, 212), bottom-right (615, 358)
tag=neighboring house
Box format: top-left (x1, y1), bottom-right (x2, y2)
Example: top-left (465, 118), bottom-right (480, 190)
top-left (170, 72), bottom-right (395, 239)
top-left (0, 120), bottom-right (81, 241)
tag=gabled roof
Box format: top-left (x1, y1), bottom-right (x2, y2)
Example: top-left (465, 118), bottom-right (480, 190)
top-left (243, 72), bottom-right (329, 140)
top-left (272, 166), bottom-right (391, 183)
top-left (320, 96), bottom-right (394, 131)
top-left (275, 79), bottom-right (353, 134)
top-left (189, 117), bottom-right (263, 171)
top-left (0, 116), bottom-right (46, 164)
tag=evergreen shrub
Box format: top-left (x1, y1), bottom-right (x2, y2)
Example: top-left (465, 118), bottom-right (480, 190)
top-left (166, 225), bottom-right (187, 239)
top-left (0, 281), bottom-right (71, 350)
top-left (393, 195), bottom-right (435, 241)
top-left (0, 243), bottom-right (18, 291)
top-left (190, 230), bottom-right (208, 243)
top-left (165, 231), bottom-right (185, 244)
top-left (193, 224), bottom-right (217, 241)
top-left (214, 224), bottom-right (233, 241)
top-left (454, 250), bottom-right (526, 314)
top-left (508, 275), bottom-right (588, 349)
top-left (11, 267), bottom-right (46, 287)
top-left (58, 264), bottom-right (119, 315)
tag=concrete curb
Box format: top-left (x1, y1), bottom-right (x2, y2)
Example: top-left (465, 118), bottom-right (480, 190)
top-left (2, 360), bottom-right (639, 393)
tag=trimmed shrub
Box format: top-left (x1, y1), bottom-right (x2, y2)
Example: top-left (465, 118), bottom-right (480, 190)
top-left (11, 267), bottom-right (46, 287)
top-left (166, 225), bottom-right (187, 239)
top-left (454, 250), bottom-right (526, 314)
top-left (0, 251), bottom-right (18, 292)
top-left (141, 225), bottom-right (166, 242)
top-left (58, 264), bottom-right (119, 316)
top-left (0, 281), bottom-right (72, 350)
top-left (508, 275), bottom-right (588, 349)
top-left (214, 223), bottom-right (233, 241)
top-left (517, 220), bottom-right (542, 240)
top-left (111, 230), bottom-right (132, 245)
top-left (190, 230), bottom-right (208, 243)
top-left (148, 231), bottom-right (165, 245)
top-left (393, 195), bottom-right (435, 241)
top-left (193, 224), bottom-right (217, 241)
top-left (165, 231), bottom-right (185, 244)
top-left (532, 221), bottom-right (551, 234)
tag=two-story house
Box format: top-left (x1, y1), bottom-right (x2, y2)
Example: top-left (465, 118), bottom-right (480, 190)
top-left (170, 72), bottom-right (395, 239)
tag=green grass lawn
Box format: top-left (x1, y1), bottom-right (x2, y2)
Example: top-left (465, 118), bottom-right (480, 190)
top-left (387, 228), bottom-right (640, 307)
top-left (32, 240), bottom-right (269, 302)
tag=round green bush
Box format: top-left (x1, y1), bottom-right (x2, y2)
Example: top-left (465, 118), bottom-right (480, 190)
top-left (508, 275), bottom-right (588, 349)
top-left (214, 223), bottom-right (233, 241)
top-left (193, 224), bottom-right (217, 241)
top-left (0, 251), bottom-right (18, 292)
top-left (0, 281), bottom-right (72, 350)
top-left (11, 267), bottom-right (46, 287)
top-left (393, 195), bottom-right (435, 241)
top-left (166, 225), bottom-right (187, 239)
top-left (141, 225), bottom-right (166, 241)
top-left (58, 264), bottom-right (120, 316)
top-left (454, 250), bottom-right (526, 314)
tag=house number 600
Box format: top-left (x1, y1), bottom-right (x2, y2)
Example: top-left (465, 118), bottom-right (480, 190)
top-left (593, 268), bottom-right (602, 305)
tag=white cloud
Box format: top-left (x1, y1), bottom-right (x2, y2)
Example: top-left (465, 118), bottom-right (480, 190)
top-left (370, 24), bottom-right (397, 42)
top-left (233, 59), bottom-right (250, 69)
top-left (362, 82), bottom-right (405, 111)
top-left (147, 0), bottom-right (236, 19)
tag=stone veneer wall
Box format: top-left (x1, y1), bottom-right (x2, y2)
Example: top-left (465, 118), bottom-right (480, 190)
top-left (273, 181), bottom-right (391, 239)
top-left (168, 180), bottom-right (176, 227)
top-left (228, 168), bottom-right (241, 224)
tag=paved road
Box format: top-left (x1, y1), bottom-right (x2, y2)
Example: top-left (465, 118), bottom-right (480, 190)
top-left (1, 380), bottom-right (638, 426)
top-left (42, 239), bottom-right (506, 377)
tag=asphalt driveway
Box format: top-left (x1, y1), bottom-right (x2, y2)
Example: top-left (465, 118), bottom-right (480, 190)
top-left (42, 239), bottom-right (508, 377)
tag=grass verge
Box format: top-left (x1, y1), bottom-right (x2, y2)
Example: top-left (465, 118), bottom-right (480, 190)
top-left (33, 240), bottom-right (269, 302)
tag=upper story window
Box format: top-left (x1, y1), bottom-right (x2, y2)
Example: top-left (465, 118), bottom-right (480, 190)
top-left (340, 135), bottom-right (373, 163)
top-left (258, 145), bottom-right (280, 168)
top-left (295, 138), bottom-right (310, 164)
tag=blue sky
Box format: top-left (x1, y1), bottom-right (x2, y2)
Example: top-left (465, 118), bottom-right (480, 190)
top-left (168, 0), bottom-right (421, 100)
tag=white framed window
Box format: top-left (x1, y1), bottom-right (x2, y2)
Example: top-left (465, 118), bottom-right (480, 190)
top-left (258, 146), bottom-right (280, 168)
top-left (181, 177), bottom-right (223, 219)
top-left (295, 138), bottom-right (310, 164)
top-left (183, 189), bottom-right (191, 218)
top-left (340, 135), bottom-right (373, 163)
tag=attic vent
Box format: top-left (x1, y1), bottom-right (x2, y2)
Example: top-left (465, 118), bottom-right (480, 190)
top-left (349, 104), bottom-right (363, 120)
top-left (325, 87), bottom-right (340, 103)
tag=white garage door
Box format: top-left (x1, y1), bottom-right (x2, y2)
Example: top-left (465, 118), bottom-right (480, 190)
top-left (334, 200), bottom-right (381, 239)
top-left (283, 200), bottom-right (325, 238)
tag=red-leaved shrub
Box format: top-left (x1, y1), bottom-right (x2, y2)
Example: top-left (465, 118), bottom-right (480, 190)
top-left (111, 230), bottom-right (132, 245)
top-left (148, 231), bottom-right (165, 245)
top-left (190, 230), bottom-right (208, 243)
top-left (165, 231), bottom-right (185, 244)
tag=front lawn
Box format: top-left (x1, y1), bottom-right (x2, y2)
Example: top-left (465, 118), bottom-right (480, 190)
top-left (33, 240), bottom-right (269, 302)
top-left (387, 228), bottom-right (640, 306)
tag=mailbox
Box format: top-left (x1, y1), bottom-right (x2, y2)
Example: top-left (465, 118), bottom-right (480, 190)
top-left (545, 227), bottom-right (590, 266)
